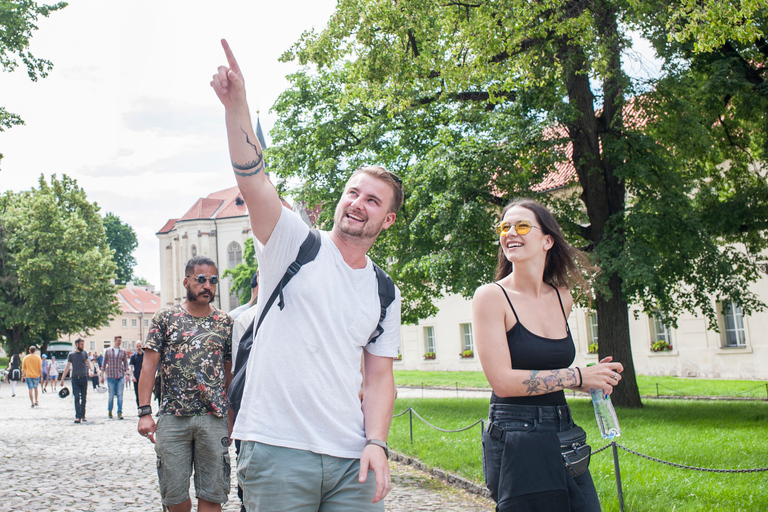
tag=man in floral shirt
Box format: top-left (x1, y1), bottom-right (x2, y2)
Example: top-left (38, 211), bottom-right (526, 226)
top-left (137, 255), bottom-right (233, 512)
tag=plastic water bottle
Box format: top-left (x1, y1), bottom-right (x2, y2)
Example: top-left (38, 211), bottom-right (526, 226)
top-left (590, 388), bottom-right (621, 439)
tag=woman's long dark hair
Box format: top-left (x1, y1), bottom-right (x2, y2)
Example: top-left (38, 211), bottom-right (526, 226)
top-left (495, 198), bottom-right (594, 291)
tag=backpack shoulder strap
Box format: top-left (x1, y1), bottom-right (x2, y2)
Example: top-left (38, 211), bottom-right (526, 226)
top-left (368, 262), bottom-right (396, 344)
top-left (231, 229), bottom-right (322, 399)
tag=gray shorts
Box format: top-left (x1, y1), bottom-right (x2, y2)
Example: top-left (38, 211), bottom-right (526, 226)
top-left (154, 414), bottom-right (231, 506)
top-left (237, 441), bottom-right (383, 512)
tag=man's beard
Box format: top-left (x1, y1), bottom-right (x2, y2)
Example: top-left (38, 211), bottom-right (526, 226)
top-left (334, 207), bottom-right (385, 241)
top-left (187, 287), bottom-right (215, 304)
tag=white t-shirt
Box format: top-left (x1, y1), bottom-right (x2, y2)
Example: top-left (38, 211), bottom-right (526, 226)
top-left (231, 207), bottom-right (401, 459)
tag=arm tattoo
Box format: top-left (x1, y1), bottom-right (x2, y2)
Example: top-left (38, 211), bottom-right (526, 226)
top-left (231, 128), bottom-right (264, 177)
top-left (522, 369), bottom-right (574, 396)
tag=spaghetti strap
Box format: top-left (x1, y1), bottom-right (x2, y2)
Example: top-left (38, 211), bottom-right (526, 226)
top-left (494, 283), bottom-right (520, 323)
top-left (551, 284), bottom-right (571, 334)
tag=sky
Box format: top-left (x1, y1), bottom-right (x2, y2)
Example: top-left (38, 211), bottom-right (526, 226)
top-left (0, 0), bottom-right (338, 287)
top-left (1, 0), bottom-right (661, 289)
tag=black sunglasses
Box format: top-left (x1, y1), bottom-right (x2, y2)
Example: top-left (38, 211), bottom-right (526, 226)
top-left (189, 274), bottom-right (219, 285)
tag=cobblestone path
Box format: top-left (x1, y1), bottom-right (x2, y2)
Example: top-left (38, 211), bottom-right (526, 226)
top-left (0, 382), bottom-right (493, 511)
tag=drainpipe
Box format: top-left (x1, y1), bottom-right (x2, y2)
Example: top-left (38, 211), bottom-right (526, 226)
top-left (212, 217), bottom-right (221, 309)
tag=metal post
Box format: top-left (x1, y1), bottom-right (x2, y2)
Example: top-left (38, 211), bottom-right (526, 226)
top-left (612, 442), bottom-right (625, 512)
top-left (656, 383), bottom-right (659, 398)
top-left (456, 382), bottom-right (459, 397)
top-left (409, 408), bottom-right (414, 444)
top-left (765, 383), bottom-right (767, 400)
top-left (480, 419), bottom-right (485, 440)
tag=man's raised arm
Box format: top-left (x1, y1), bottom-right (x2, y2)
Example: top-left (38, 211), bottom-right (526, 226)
top-left (211, 38), bottom-right (283, 244)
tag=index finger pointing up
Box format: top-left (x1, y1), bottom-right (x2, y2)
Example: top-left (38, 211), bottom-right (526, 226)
top-left (221, 38), bottom-right (240, 73)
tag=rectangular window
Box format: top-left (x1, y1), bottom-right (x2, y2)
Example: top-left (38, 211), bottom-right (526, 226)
top-left (89, 341), bottom-right (95, 351)
top-left (121, 319), bottom-right (127, 328)
top-left (651, 314), bottom-right (672, 344)
top-left (131, 318), bottom-right (138, 328)
top-left (424, 326), bottom-right (435, 357)
top-left (460, 323), bottom-right (474, 353)
top-left (722, 301), bottom-right (746, 347)
top-left (143, 319), bottom-right (150, 328)
top-left (103, 340), bottom-right (111, 349)
top-left (588, 312), bottom-right (599, 345)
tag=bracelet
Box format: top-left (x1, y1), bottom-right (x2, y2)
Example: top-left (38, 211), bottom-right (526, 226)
top-left (575, 367), bottom-right (583, 388)
top-left (365, 439), bottom-right (389, 458)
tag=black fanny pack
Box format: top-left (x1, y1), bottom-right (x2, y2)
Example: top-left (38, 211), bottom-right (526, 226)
top-left (487, 422), bottom-right (591, 478)
top-left (558, 425), bottom-right (591, 477)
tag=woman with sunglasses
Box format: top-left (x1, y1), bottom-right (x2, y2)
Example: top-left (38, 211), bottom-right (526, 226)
top-left (473, 198), bottom-right (623, 511)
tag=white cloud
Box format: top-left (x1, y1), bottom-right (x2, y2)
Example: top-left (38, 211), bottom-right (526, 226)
top-left (0, 0), bottom-right (337, 287)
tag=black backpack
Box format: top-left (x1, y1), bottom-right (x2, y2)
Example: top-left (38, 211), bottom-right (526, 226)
top-left (228, 229), bottom-right (396, 420)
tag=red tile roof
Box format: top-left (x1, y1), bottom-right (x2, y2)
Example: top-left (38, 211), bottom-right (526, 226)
top-left (158, 184), bottom-right (297, 234)
top-left (117, 286), bottom-right (162, 315)
top-left (532, 98), bottom-right (648, 192)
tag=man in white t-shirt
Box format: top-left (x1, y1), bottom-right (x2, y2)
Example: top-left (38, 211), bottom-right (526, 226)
top-left (212, 39), bottom-right (404, 511)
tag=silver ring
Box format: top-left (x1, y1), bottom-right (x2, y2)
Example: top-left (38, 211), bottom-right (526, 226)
top-left (613, 372), bottom-right (619, 381)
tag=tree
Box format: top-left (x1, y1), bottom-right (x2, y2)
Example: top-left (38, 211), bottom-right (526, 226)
top-left (223, 237), bottom-right (258, 306)
top-left (0, 0), bottom-right (67, 167)
top-left (103, 212), bottom-right (138, 285)
top-left (268, 0), bottom-right (768, 407)
top-left (0, 174), bottom-right (120, 355)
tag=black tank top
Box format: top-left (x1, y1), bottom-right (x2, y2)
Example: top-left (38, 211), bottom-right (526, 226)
top-left (490, 283), bottom-right (575, 407)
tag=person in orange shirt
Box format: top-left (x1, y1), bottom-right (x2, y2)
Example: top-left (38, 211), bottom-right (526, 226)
top-left (21, 346), bottom-right (43, 408)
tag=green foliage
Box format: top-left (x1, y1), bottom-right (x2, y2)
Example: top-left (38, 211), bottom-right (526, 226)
top-left (271, 0), bottom-right (768, 406)
top-left (0, 0), bottom-right (67, 165)
top-left (102, 212), bottom-right (138, 285)
top-left (222, 237), bottom-right (258, 306)
top-left (391, 398), bottom-right (768, 511)
top-left (0, 174), bottom-right (120, 355)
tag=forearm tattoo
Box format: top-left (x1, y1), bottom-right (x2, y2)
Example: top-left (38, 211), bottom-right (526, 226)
top-left (523, 369), bottom-right (577, 396)
top-left (231, 128), bottom-right (264, 177)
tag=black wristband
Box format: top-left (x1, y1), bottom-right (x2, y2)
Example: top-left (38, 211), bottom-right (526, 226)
top-left (138, 405), bottom-right (153, 417)
top-left (575, 367), bottom-right (583, 388)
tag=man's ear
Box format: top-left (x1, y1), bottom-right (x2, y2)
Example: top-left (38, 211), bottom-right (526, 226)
top-left (382, 212), bottom-right (397, 231)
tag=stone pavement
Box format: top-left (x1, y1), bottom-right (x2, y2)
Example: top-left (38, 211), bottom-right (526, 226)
top-left (0, 383), bottom-right (494, 511)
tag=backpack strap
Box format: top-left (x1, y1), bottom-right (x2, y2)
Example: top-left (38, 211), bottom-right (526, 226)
top-left (229, 229), bottom-right (322, 418)
top-left (368, 262), bottom-right (396, 344)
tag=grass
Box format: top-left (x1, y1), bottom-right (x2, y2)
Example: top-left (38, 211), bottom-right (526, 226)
top-left (394, 370), bottom-right (768, 399)
top-left (389, 397), bottom-right (768, 512)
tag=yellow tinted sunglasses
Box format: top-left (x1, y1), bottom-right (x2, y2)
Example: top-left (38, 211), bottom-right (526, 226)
top-left (495, 219), bottom-right (541, 237)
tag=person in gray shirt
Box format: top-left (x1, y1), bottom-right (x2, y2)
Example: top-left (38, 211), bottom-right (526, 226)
top-left (59, 338), bottom-right (95, 423)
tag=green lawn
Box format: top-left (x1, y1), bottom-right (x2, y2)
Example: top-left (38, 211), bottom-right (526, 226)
top-left (390, 397), bottom-right (768, 512)
top-left (394, 370), bottom-right (768, 399)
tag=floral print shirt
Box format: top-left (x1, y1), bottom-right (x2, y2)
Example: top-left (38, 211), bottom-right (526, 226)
top-left (145, 305), bottom-right (233, 417)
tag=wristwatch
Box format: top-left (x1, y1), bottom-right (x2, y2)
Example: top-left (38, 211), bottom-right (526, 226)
top-left (365, 438), bottom-right (389, 458)
top-left (138, 405), bottom-right (153, 417)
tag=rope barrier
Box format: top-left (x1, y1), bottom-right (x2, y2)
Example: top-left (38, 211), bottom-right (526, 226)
top-left (611, 443), bottom-right (768, 473)
top-left (393, 407), bottom-right (768, 472)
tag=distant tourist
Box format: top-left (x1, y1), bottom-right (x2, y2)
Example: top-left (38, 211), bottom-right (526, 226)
top-left (21, 346), bottom-right (43, 408)
top-left (129, 341), bottom-right (144, 406)
top-left (101, 335), bottom-right (131, 419)
top-left (59, 338), bottom-right (96, 423)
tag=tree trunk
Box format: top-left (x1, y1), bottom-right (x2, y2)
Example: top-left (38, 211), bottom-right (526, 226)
top-left (596, 273), bottom-right (643, 408)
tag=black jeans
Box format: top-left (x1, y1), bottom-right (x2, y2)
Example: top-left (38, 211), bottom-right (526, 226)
top-left (71, 376), bottom-right (88, 420)
top-left (483, 402), bottom-right (601, 511)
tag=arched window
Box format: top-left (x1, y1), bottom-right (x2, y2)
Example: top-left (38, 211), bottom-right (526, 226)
top-left (191, 244), bottom-right (197, 257)
top-left (228, 242), bottom-right (242, 269)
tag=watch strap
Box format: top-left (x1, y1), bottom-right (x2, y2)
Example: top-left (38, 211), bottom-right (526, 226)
top-left (138, 405), bottom-right (153, 417)
top-left (365, 438), bottom-right (389, 458)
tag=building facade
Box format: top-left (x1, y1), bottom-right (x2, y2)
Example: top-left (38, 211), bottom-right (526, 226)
top-left (67, 284), bottom-right (162, 354)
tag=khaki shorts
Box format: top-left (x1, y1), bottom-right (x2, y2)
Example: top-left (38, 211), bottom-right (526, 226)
top-left (154, 414), bottom-right (231, 505)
